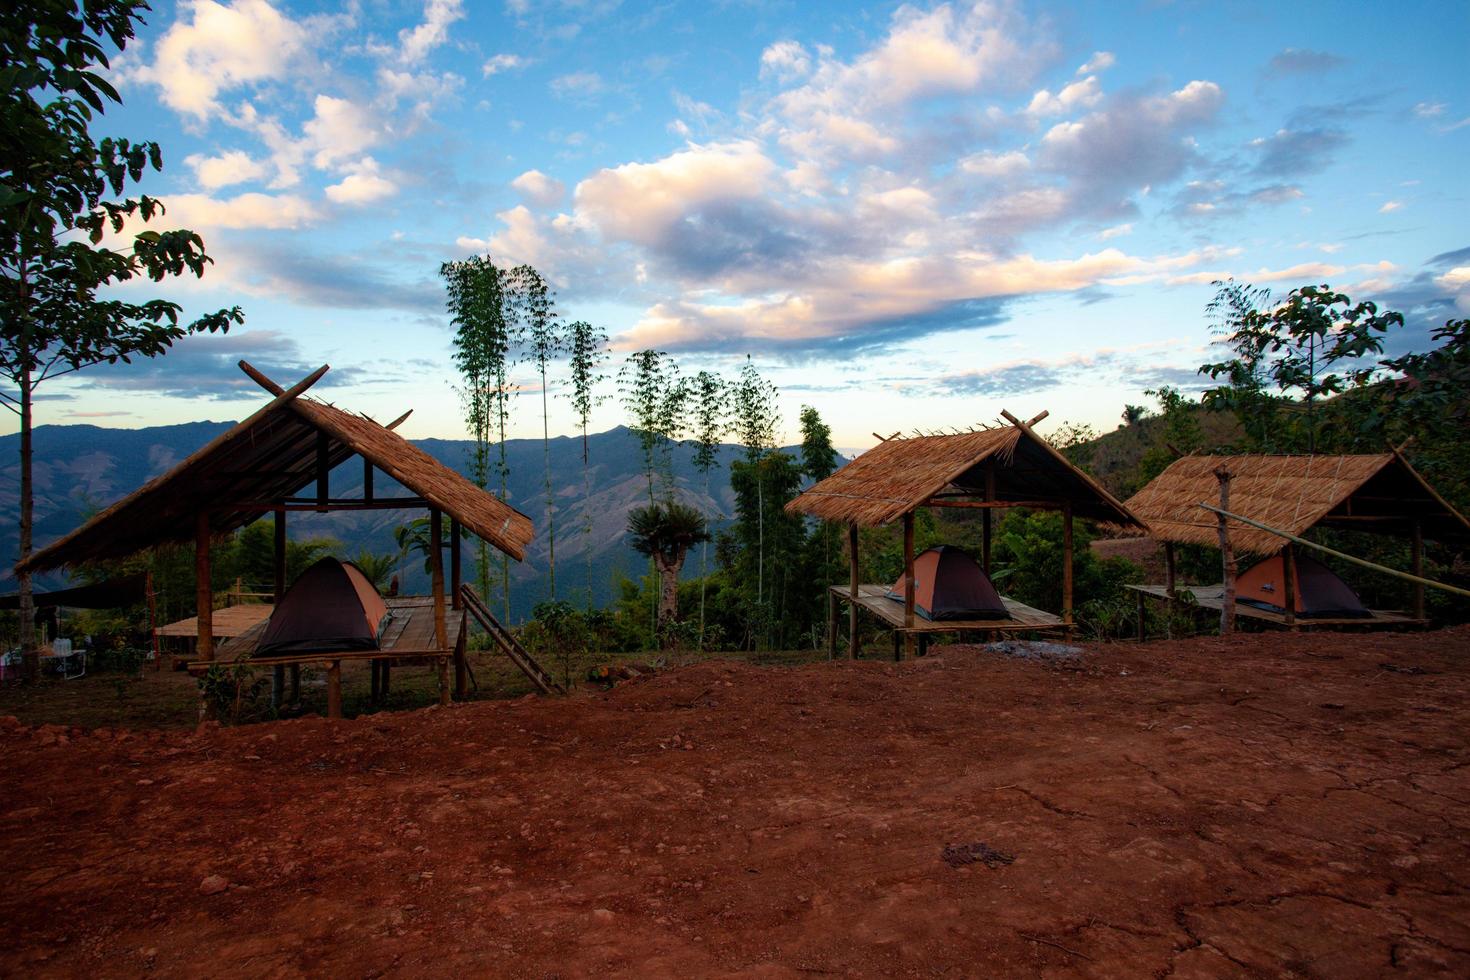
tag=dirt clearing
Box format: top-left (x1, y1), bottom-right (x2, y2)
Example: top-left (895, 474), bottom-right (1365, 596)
top-left (3, 629), bottom-right (1468, 977)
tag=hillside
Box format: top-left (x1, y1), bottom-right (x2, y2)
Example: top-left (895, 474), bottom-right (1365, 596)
top-left (0, 423), bottom-right (822, 621)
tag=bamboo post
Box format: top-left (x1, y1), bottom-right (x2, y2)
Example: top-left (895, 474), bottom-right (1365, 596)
top-left (1281, 543), bottom-right (1298, 629)
top-left (902, 511), bottom-right (915, 660)
top-left (146, 570), bottom-right (160, 671)
top-left (1135, 589), bottom-right (1146, 642)
top-left (326, 660), bottom-right (342, 719)
top-left (1214, 467), bottom-right (1236, 635)
top-left (848, 522), bottom-right (859, 659)
top-left (450, 519), bottom-right (463, 610)
top-left (982, 461), bottom-right (996, 574)
top-left (1411, 519), bottom-right (1425, 620)
top-left (363, 457), bottom-right (374, 501)
top-left (273, 508), bottom-right (287, 706)
top-left (826, 589), bottom-right (837, 659)
top-left (453, 616), bottom-right (468, 698)
top-left (195, 512), bottom-right (214, 662)
top-left (429, 508), bottom-right (449, 704)
top-left (1163, 540), bottom-right (1177, 639)
top-left (1062, 501), bottom-right (1074, 636)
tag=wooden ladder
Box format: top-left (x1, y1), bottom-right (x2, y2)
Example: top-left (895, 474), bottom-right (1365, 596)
top-left (458, 585), bottom-right (566, 696)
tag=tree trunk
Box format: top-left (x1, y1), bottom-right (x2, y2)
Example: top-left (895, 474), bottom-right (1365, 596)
top-left (18, 364), bottom-right (38, 681)
top-left (657, 553), bottom-right (684, 644)
top-left (541, 367), bottom-right (556, 599)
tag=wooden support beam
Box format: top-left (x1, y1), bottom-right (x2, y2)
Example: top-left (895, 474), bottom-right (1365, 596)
top-left (195, 512), bottom-right (214, 662)
top-left (363, 458), bottom-right (374, 501)
top-left (220, 497), bottom-right (431, 513)
top-left (1213, 467), bottom-right (1236, 635)
top-left (315, 432), bottom-right (329, 511)
top-left (429, 507), bottom-right (448, 654)
top-left (848, 522), bottom-right (860, 659)
top-left (983, 461), bottom-right (996, 575)
top-left (454, 613), bottom-right (468, 699)
top-left (273, 508), bottom-right (287, 601)
top-left (450, 519), bottom-right (462, 611)
top-left (1411, 519), bottom-right (1425, 620)
top-left (1281, 542), bottom-right (1297, 630)
top-left (1062, 502), bottom-right (1074, 635)
top-left (1163, 540), bottom-right (1177, 640)
top-left (326, 660), bottom-right (342, 719)
top-left (1136, 589), bottom-right (1146, 642)
top-left (902, 511), bottom-right (916, 660)
top-left (926, 498), bottom-right (1064, 510)
top-left (827, 589), bottom-right (838, 659)
top-left (438, 656), bottom-right (451, 708)
top-left (238, 360), bottom-right (329, 398)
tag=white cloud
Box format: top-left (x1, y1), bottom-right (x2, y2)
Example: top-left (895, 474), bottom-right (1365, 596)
top-left (1026, 75), bottom-right (1102, 117)
top-left (161, 192), bottom-right (323, 230)
top-left (959, 150), bottom-right (1030, 178)
top-left (1076, 51), bottom-right (1115, 75)
top-left (550, 71), bottom-right (605, 100)
top-left (325, 159), bottom-right (396, 205)
top-left (511, 169), bottom-right (567, 207)
top-left (396, 0), bottom-right (463, 65)
top-left (483, 53), bottom-right (528, 76)
top-left (304, 95), bottom-right (382, 168)
top-left (1379, 200), bottom-right (1402, 213)
top-left (184, 150), bottom-right (269, 190)
top-left (1098, 223), bottom-right (1132, 240)
top-left (1437, 266), bottom-right (1470, 312)
top-left (130, 0), bottom-right (308, 120)
top-left (1412, 101), bottom-right (1446, 118)
top-left (760, 40), bottom-right (811, 82)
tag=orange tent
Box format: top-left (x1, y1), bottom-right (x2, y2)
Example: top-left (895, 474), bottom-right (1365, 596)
top-left (258, 558), bottom-right (391, 653)
top-left (887, 546), bottom-right (1007, 620)
top-left (1236, 552), bottom-right (1370, 618)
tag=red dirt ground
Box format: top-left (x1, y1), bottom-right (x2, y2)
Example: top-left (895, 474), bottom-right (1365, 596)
top-left (3, 628), bottom-right (1469, 978)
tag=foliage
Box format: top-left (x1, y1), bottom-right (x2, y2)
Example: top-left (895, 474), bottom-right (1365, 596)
top-left (197, 660), bottom-right (268, 725)
top-left (441, 254), bottom-right (519, 614)
top-left (1200, 281), bottom-right (1402, 452)
top-left (988, 510), bottom-right (1137, 620)
top-left (798, 404), bottom-right (838, 482)
top-left (688, 370), bottom-right (729, 643)
top-left (2, 0), bottom-right (243, 674)
top-left (520, 599), bottom-right (592, 689)
top-left (1047, 421), bottom-right (1099, 471)
top-left (1135, 386), bottom-right (1203, 486)
top-left (618, 349), bottom-right (685, 501)
top-left (727, 452), bottom-right (809, 649)
top-left (626, 500), bottom-right (711, 642)
top-left (352, 549), bottom-right (398, 592)
top-left (563, 319), bottom-right (609, 605)
top-left (511, 264), bottom-right (562, 598)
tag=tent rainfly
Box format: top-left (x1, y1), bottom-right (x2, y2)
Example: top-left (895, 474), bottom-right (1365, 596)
top-left (1236, 552), bottom-right (1370, 619)
top-left (258, 558), bottom-right (391, 654)
top-left (886, 546), bottom-right (1006, 621)
top-left (786, 410), bottom-right (1145, 656)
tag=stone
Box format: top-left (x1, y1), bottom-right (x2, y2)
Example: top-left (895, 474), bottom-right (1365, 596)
top-left (198, 875), bottom-right (229, 896)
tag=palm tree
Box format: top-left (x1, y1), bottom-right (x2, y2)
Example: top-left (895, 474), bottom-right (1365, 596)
top-left (353, 549), bottom-right (399, 593)
top-left (626, 501), bottom-right (711, 642)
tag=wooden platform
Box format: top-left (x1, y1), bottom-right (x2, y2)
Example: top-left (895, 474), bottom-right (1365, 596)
top-left (157, 603), bottom-right (272, 639)
top-left (210, 595), bottom-right (445, 663)
top-left (831, 584), bottom-right (1064, 634)
top-left (1127, 584), bottom-right (1429, 630)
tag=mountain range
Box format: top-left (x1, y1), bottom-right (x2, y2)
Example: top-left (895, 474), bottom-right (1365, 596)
top-left (0, 422), bottom-right (825, 622)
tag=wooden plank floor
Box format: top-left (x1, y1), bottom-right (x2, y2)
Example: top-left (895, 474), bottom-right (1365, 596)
top-left (214, 595), bottom-right (444, 662)
top-left (831, 584), bottom-right (1063, 633)
top-left (1127, 583), bottom-right (1427, 629)
top-left (157, 603), bottom-right (272, 639)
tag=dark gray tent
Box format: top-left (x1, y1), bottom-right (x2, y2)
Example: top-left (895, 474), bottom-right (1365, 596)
top-left (1236, 552), bottom-right (1371, 618)
top-left (257, 558), bottom-right (391, 654)
top-left (886, 545), bottom-right (1007, 620)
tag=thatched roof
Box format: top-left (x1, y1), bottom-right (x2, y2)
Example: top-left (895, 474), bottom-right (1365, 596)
top-left (785, 415), bottom-right (1143, 527)
top-left (17, 366), bottom-right (535, 574)
top-left (1123, 452), bottom-right (1470, 554)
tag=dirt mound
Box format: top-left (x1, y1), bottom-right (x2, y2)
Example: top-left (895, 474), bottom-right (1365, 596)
top-left (2, 629), bottom-right (1468, 977)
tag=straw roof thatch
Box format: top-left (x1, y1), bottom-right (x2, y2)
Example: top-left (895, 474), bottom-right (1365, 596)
top-left (17, 373), bottom-right (534, 574)
top-left (785, 420), bottom-right (1142, 527)
top-left (1123, 452), bottom-right (1470, 554)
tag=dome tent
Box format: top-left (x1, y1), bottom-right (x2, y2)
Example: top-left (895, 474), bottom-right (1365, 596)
top-left (886, 545), bottom-right (1007, 621)
top-left (1236, 551), bottom-right (1370, 619)
top-left (258, 558), bottom-right (391, 654)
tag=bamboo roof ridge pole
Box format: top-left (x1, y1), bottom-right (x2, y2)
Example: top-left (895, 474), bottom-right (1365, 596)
top-left (1214, 467), bottom-right (1236, 635)
top-left (1199, 504), bottom-right (1470, 599)
top-left (848, 522), bottom-right (859, 659)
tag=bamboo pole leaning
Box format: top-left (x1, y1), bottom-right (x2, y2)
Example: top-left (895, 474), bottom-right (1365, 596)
top-left (1197, 503), bottom-right (1470, 600)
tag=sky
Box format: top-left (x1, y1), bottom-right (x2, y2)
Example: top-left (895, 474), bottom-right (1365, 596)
top-left (12, 0), bottom-right (1470, 451)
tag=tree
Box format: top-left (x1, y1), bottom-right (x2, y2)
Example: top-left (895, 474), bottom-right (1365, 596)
top-left (1121, 404), bottom-right (1149, 427)
top-left (441, 254), bottom-right (519, 617)
top-left (688, 371), bottom-right (728, 643)
top-left (730, 357), bottom-right (779, 610)
top-left (618, 349), bottom-right (684, 502)
top-left (1, 1), bottom-right (243, 679)
top-left (352, 549), bottom-right (398, 593)
top-left (798, 405), bottom-right (838, 482)
top-left (511, 264), bottom-right (562, 598)
top-left (563, 319), bottom-right (608, 606)
top-left (1200, 282), bottom-right (1402, 452)
top-left (626, 500), bottom-right (710, 644)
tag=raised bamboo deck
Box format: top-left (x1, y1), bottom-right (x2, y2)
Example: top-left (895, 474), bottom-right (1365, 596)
top-left (832, 584), bottom-right (1064, 634)
top-left (157, 603), bottom-right (273, 639)
top-left (208, 595), bottom-right (446, 665)
top-left (1127, 583), bottom-right (1429, 630)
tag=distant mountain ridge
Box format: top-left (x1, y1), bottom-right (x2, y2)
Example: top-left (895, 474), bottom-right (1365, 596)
top-left (0, 422), bottom-right (830, 622)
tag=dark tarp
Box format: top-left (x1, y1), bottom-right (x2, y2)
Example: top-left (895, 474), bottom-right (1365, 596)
top-left (257, 558), bottom-right (390, 654)
top-left (1236, 552), bottom-right (1371, 618)
top-left (886, 545), bottom-right (1008, 620)
top-left (0, 573), bottom-right (147, 610)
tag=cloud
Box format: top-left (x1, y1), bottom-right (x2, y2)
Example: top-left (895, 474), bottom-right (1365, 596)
top-left (550, 71), bottom-right (605, 100)
top-left (959, 149), bottom-right (1030, 178)
top-left (760, 40), bottom-right (811, 82)
top-left (396, 0), bottom-right (463, 65)
top-left (1025, 75), bottom-right (1101, 117)
top-left (511, 170), bottom-right (566, 208)
top-left (325, 159), bottom-right (397, 205)
top-left (1250, 127), bottom-right (1349, 177)
top-left (73, 330), bottom-right (362, 400)
top-left (1379, 200), bottom-right (1403, 213)
top-left (483, 53), bottom-right (529, 76)
top-left (230, 244), bottom-right (443, 313)
top-left (185, 150), bottom-right (270, 190)
top-left (1076, 51), bottom-right (1115, 75)
top-left (938, 361), bottom-right (1064, 396)
top-left (160, 191), bottom-right (323, 230)
top-left (127, 0), bottom-right (309, 120)
top-left (1264, 48), bottom-right (1346, 78)
top-left (304, 95), bottom-right (383, 168)
top-left (1412, 101), bottom-right (1446, 118)
top-left (1098, 223), bottom-right (1132, 240)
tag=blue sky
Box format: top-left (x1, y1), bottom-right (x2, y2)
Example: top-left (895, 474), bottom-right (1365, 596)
top-left (15, 0), bottom-right (1470, 450)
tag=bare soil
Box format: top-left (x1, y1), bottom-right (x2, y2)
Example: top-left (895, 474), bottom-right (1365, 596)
top-left (3, 628), bottom-right (1468, 978)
